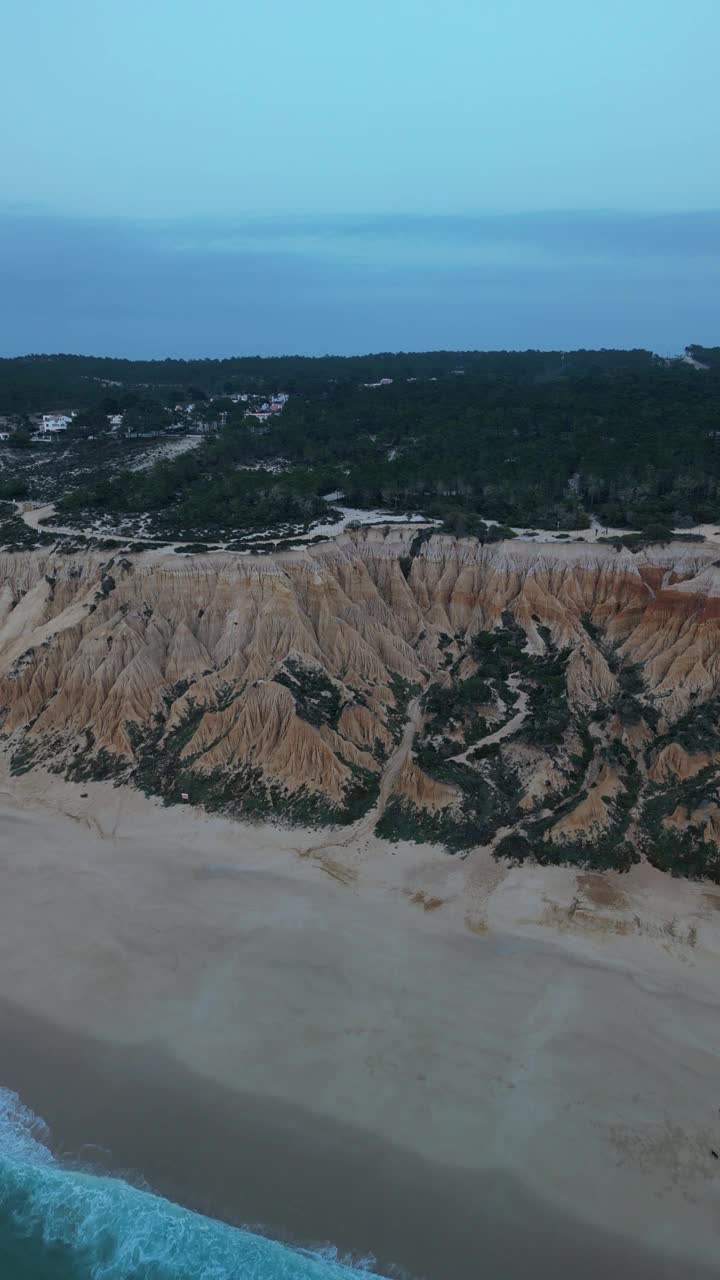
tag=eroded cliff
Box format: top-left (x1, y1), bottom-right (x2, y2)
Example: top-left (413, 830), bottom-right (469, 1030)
top-left (2, 527), bottom-right (720, 879)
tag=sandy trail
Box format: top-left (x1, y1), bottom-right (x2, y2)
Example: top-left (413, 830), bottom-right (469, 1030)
top-left (16, 502), bottom-right (434, 554)
top-left (451, 674), bottom-right (529, 765)
top-left (302, 695), bottom-right (423, 871)
top-left (21, 500), bottom-right (720, 554)
top-left (358, 694), bottom-right (423, 836)
top-left (18, 502), bottom-right (221, 551)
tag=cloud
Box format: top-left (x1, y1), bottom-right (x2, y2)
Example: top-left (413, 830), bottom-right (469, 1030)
top-left (158, 210), bottom-right (720, 263)
top-left (0, 209), bottom-right (718, 357)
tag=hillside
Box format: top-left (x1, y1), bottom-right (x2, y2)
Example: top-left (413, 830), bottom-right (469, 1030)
top-left (3, 526), bottom-right (720, 881)
top-left (0, 347), bottom-right (660, 412)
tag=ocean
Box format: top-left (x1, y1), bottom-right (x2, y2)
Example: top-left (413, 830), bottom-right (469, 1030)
top-left (0, 1088), bottom-right (394, 1280)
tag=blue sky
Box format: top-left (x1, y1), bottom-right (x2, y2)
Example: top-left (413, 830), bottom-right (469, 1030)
top-left (1, 0), bottom-right (718, 355)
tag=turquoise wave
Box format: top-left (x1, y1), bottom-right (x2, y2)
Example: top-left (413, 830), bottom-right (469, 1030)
top-left (0, 1088), bottom-right (392, 1280)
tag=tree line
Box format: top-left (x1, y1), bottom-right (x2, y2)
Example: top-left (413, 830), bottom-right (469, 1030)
top-left (13, 346), bottom-right (720, 537)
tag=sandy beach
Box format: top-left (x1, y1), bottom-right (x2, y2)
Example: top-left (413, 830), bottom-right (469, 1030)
top-left (1, 765), bottom-right (719, 1277)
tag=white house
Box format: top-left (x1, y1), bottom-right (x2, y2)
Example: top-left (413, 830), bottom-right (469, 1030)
top-left (40, 413), bottom-right (74, 433)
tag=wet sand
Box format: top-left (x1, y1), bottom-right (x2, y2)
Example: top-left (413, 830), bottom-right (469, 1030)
top-left (1, 1000), bottom-right (716, 1280)
top-left (1, 771), bottom-right (719, 1277)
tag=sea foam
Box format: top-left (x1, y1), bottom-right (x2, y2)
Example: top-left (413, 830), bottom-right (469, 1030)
top-left (0, 1088), bottom-right (392, 1280)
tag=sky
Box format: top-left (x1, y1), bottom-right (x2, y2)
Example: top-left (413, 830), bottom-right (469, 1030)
top-left (1, 0), bottom-right (718, 356)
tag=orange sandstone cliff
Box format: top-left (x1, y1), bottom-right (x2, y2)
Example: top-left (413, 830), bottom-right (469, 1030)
top-left (1, 527), bottom-right (719, 879)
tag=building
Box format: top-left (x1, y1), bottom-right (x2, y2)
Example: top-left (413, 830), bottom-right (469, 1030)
top-left (40, 413), bottom-right (74, 433)
top-left (107, 414), bottom-right (124, 430)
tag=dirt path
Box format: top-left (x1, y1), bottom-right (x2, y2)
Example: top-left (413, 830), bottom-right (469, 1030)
top-left (450, 675), bottom-right (529, 765)
top-left (17, 503), bottom-right (211, 551)
top-left (355, 695), bottom-right (423, 839)
top-left (16, 503), bottom-right (431, 557)
top-left (301, 695), bottom-right (423, 872)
